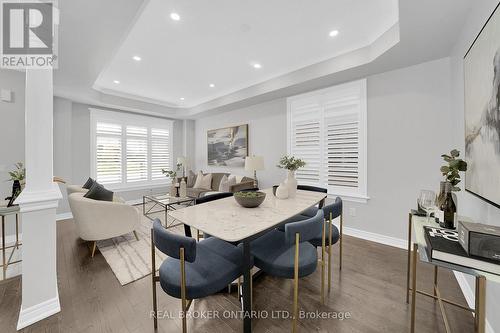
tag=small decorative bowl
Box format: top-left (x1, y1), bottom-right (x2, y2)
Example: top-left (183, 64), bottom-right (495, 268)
top-left (234, 191), bottom-right (266, 208)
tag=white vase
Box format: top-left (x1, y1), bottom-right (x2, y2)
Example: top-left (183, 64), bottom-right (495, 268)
top-left (180, 178), bottom-right (187, 198)
top-left (285, 170), bottom-right (297, 198)
top-left (169, 183), bottom-right (177, 197)
top-left (276, 182), bottom-right (289, 199)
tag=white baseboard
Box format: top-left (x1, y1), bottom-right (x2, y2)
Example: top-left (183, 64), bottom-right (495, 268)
top-left (453, 272), bottom-right (495, 333)
top-left (17, 292), bottom-right (61, 330)
top-left (56, 212), bottom-right (72, 221)
top-left (339, 224), bottom-right (407, 249)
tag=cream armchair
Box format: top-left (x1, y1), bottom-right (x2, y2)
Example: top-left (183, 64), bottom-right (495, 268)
top-left (68, 192), bottom-right (141, 257)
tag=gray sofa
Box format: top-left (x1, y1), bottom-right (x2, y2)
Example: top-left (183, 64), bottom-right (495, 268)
top-left (184, 172), bottom-right (254, 198)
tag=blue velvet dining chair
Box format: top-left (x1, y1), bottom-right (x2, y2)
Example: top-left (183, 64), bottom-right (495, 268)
top-left (150, 219), bottom-right (245, 332)
top-left (251, 210), bottom-right (325, 332)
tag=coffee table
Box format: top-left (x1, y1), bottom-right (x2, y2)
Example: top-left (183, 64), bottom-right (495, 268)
top-left (142, 194), bottom-right (195, 229)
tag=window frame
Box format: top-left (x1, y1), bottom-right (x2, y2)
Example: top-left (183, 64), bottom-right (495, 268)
top-left (90, 108), bottom-right (174, 191)
top-left (287, 79), bottom-right (369, 203)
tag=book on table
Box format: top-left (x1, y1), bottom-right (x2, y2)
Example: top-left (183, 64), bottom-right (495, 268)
top-left (423, 226), bottom-right (500, 275)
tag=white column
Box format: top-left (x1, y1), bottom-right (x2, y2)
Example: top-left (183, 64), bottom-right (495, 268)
top-left (15, 69), bottom-right (62, 330)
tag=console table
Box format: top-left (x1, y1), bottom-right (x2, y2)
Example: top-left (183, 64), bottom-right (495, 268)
top-left (1, 205), bottom-right (21, 280)
top-left (406, 212), bottom-right (500, 333)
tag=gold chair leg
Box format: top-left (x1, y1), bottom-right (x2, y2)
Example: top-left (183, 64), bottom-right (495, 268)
top-left (433, 266), bottom-right (438, 297)
top-left (151, 229), bottom-right (158, 330)
top-left (339, 212), bottom-right (343, 271)
top-left (133, 230), bottom-right (140, 241)
top-left (250, 272), bottom-right (253, 309)
top-left (292, 233), bottom-right (300, 333)
top-left (328, 212), bottom-right (333, 292)
top-left (90, 241), bottom-right (97, 258)
top-left (237, 277), bottom-right (241, 302)
top-left (180, 247), bottom-right (187, 333)
top-left (321, 218), bottom-right (326, 304)
top-left (475, 275), bottom-right (486, 333)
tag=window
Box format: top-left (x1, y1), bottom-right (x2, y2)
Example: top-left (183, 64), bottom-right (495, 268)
top-left (90, 109), bottom-right (173, 189)
top-left (287, 79), bottom-right (368, 201)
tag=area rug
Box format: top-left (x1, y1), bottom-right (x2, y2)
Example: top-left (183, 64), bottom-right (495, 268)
top-left (96, 206), bottom-right (184, 285)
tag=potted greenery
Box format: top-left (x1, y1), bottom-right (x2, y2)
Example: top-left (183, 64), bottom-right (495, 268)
top-left (7, 162), bottom-right (25, 196)
top-left (162, 168), bottom-right (178, 197)
top-left (277, 155), bottom-right (306, 198)
top-left (438, 150), bottom-right (467, 228)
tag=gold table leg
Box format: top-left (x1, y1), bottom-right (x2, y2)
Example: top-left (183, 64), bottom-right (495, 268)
top-left (475, 276), bottom-right (486, 333)
top-left (410, 243), bottom-right (417, 333)
top-left (406, 212), bottom-right (412, 304)
top-left (2, 216), bottom-right (5, 280)
top-left (433, 266), bottom-right (438, 297)
top-left (15, 214), bottom-right (19, 249)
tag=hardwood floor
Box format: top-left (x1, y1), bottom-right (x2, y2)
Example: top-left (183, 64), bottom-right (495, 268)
top-left (0, 219), bottom-right (475, 333)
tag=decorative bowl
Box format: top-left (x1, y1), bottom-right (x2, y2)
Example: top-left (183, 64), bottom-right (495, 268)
top-left (234, 191), bottom-right (266, 208)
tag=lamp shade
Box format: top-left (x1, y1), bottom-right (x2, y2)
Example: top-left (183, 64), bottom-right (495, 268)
top-left (245, 156), bottom-right (265, 171)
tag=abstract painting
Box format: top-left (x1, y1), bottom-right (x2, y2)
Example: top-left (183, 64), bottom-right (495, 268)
top-left (207, 124), bottom-right (248, 167)
top-left (464, 4), bottom-right (500, 207)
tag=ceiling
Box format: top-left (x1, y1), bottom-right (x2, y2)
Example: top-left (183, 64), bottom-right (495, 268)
top-left (53, 0), bottom-right (475, 119)
top-left (93, 0), bottom-right (399, 108)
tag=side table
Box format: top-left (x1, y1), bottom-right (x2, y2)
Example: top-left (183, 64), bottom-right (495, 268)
top-left (1, 205), bottom-right (21, 280)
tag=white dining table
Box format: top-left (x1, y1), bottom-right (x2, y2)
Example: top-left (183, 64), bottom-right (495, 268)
top-left (168, 188), bottom-right (327, 333)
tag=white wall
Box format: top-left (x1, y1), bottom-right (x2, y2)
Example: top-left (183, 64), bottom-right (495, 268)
top-left (194, 58), bottom-right (453, 242)
top-left (53, 97), bottom-right (185, 214)
top-left (194, 98), bottom-right (287, 188)
top-left (450, 1), bottom-right (500, 332)
top-left (0, 69), bottom-right (25, 238)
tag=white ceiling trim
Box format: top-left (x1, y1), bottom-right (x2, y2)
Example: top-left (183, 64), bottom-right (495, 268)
top-left (184, 22), bottom-right (400, 117)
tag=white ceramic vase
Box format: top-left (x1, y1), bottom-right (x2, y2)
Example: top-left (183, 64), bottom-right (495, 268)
top-left (180, 178), bottom-right (187, 198)
top-left (169, 181), bottom-right (177, 197)
top-left (276, 182), bottom-right (289, 199)
top-left (285, 170), bottom-right (297, 198)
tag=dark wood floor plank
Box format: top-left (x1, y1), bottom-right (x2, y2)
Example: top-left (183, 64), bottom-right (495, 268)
top-left (0, 219), bottom-right (475, 333)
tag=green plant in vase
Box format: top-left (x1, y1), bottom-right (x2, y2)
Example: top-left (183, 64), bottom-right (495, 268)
top-left (438, 149), bottom-right (467, 229)
top-left (277, 155), bottom-right (306, 198)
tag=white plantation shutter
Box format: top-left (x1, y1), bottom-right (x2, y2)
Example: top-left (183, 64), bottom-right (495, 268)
top-left (91, 109), bottom-right (173, 188)
top-left (126, 126), bottom-right (148, 182)
top-left (95, 122), bottom-right (122, 184)
top-left (287, 79), bottom-right (367, 199)
top-left (151, 128), bottom-right (171, 180)
top-left (289, 101), bottom-right (322, 185)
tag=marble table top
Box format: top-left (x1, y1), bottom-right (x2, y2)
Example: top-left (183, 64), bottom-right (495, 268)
top-left (168, 188), bottom-right (327, 242)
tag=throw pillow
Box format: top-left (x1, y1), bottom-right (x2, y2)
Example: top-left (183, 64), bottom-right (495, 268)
top-left (82, 177), bottom-right (95, 189)
top-left (218, 175), bottom-right (237, 192)
top-left (193, 171), bottom-right (212, 190)
top-left (187, 170), bottom-right (196, 188)
top-left (84, 182), bottom-right (114, 201)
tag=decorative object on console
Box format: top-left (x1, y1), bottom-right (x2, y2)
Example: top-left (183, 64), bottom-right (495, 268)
top-left (207, 124), bottom-right (248, 167)
top-left (275, 182), bottom-right (289, 199)
top-left (458, 221), bottom-right (500, 262)
top-left (437, 149), bottom-right (467, 228)
top-left (438, 149), bottom-right (467, 202)
top-left (464, 4), bottom-right (500, 208)
top-left (5, 162), bottom-right (25, 205)
top-left (234, 191), bottom-right (266, 208)
top-left (277, 155), bottom-right (306, 198)
top-left (245, 155), bottom-right (264, 188)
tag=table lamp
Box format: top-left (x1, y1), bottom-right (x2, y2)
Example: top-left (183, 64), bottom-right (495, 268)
top-left (245, 156), bottom-right (265, 188)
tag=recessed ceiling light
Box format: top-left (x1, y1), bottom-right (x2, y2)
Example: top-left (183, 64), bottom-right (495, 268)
top-left (209, 83), bottom-right (215, 88)
top-left (180, 97), bottom-right (185, 101)
top-left (253, 63), bottom-right (262, 69)
top-left (132, 55), bottom-right (141, 61)
top-left (170, 12), bottom-right (180, 21)
top-left (113, 80), bottom-right (120, 84)
top-left (329, 30), bottom-right (339, 37)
